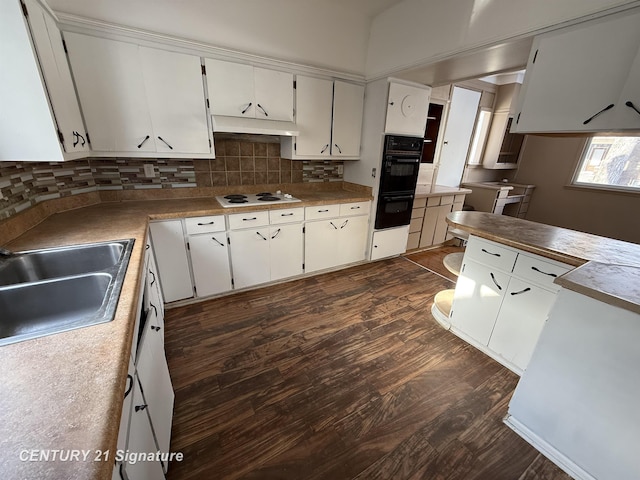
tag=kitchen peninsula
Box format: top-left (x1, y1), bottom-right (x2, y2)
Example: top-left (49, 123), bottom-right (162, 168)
top-left (446, 210), bottom-right (640, 480)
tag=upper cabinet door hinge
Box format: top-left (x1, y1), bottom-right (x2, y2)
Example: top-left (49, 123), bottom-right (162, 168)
top-left (20, 0), bottom-right (28, 17)
top-left (186, 242), bottom-right (190, 251)
top-left (293, 80), bottom-right (296, 89)
top-left (57, 129), bottom-right (64, 144)
top-left (62, 39), bottom-right (68, 54)
top-left (206, 98), bottom-right (210, 109)
top-left (201, 64), bottom-right (206, 75)
top-left (516, 112), bottom-right (521, 124)
top-left (532, 49), bottom-right (538, 64)
top-left (85, 132), bottom-right (91, 144)
top-left (209, 139), bottom-right (212, 148)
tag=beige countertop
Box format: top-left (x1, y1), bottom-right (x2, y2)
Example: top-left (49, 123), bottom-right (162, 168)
top-left (447, 211), bottom-right (640, 315)
top-left (460, 181), bottom-right (536, 191)
top-left (414, 184), bottom-right (472, 198)
top-left (0, 186), bottom-right (372, 480)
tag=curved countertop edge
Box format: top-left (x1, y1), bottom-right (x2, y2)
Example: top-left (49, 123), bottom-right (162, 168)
top-left (446, 211), bottom-right (640, 316)
top-left (0, 189), bottom-right (372, 480)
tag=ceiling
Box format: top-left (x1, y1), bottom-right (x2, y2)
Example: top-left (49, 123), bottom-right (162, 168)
top-left (322, 0), bottom-right (406, 17)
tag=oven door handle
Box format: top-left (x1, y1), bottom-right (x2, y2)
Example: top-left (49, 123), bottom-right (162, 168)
top-left (382, 195), bottom-right (414, 201)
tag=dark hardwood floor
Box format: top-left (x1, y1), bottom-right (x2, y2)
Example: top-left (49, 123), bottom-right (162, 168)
top-left (164, 248), bottom-right (571, 480)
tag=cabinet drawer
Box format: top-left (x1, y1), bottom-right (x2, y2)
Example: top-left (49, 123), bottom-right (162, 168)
top-left (340, 201), bottom-right (370, 217)
top-left (413, 197), bottom-right (427, 209)
top-left (411, 207), bottom-right (425, 219)
top-left (228, 210), bottom-right (270, 229)
top-left (464, 236), bottom-right (518, 272)
top-left (305, 204), bottom-right (340, 220)
top-left (512, 253), bottom-right (572, 291)
top-left (269, 207), bottom-right (304, 225)
top-left (409, 216), bottom-right (423, 233)
top-left (184, 215), bottom-right (225, 234)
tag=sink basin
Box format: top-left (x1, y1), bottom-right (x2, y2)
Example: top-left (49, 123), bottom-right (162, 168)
top-left (0, 239), bottom-right (134, 346)
top-left (0, 241), bottom-right (125, 286)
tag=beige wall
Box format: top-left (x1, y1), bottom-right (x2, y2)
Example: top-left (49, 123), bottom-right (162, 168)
top-left (513, 135), bottom-right (640, 243)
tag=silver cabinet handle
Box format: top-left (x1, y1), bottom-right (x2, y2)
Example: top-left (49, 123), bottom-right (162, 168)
top-left (340, 219), bottom-right (349, 229)
top-left (481, 248), bottom-right (501, 257)
top-left (281, 213), bottom-right (294, 216)
top-left (137, 135), bottom-right (150, 149)
top-left (334, 143), bottom-right (342, 154)
top-left (243, 217), bottom-right (257, 221)
top-left (256, 103), bottom-right (268, 116)
top-left (583, 103), bottom-right (615, 125)
top-left (320, 144), bottom-right (329, 154)
top-left (212, 237), bottom-right (224, 246)
top-left (329, 221), bottom-right (338, 230)
top-left (256, 232), bottom-right (267, 241)
top-left (157, 136), bottom-right (173, 149)
top-left (271, 228), bottom-right (281, 239)
top-left (197, 221), bottom-right (215, 226)
top-left (241, 102), bottom-right (253, 114)
top-left (490, 272), bottom-right (502, 290)
top-left (531, 266), bottom-right (557, 277)
top-left (510, 287), bottom-right (532, 296)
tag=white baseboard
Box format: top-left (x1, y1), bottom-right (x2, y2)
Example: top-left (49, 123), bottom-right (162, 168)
top-left (504, 415), bottom-right (597, 480)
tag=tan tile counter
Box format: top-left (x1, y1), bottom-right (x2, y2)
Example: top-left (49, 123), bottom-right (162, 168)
top-left (0, 185), bottom-right (372, 480)
top-left (447, 211), bottom-right (640, 314)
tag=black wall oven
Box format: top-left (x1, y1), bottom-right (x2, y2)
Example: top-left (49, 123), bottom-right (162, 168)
top-left (375, 135), bottom-right (422, 230)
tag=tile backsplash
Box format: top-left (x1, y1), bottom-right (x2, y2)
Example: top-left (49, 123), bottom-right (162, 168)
top-left (0, 138), bottom-right (344, 220)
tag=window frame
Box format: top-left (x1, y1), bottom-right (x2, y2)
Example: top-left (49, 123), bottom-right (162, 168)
top-left (570, 135), bottom-right (640, 194)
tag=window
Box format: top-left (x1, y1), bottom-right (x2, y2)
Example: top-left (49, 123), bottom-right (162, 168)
top-left (573, 136), bottom-right (640, 191)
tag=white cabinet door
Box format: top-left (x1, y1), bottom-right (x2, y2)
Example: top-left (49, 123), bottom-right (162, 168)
top-left (269, 224), bottom-right (303, 281)
top-left (146, 245), bottom-right (165, 320)
top-left (137, 308), bottom-right (174, 471)
top-left (514, 10), bottom-right (640, 133)
top-left (331, 81), bottom-right (364, 158)
top-left (24, 0), bottom-right (89, 156)
top-left (370, 226), bottom-right (409, 260)
top-left (450, 258), bottom-right (508, 346)
top-left (124, 375), bottom-right (166, 480)
top-left (337, 215), bottom-right (368, 265)
top-left (140, 47), bottom-right (209, 154)
top-left (613, 42), bottom-right (640, 129)
top-left (229, 228), bottom-right (271, 288)
top-left (188, 233), bottom-right (232, 297)
top-left (385, 82), bottom-right (431, 136)
top-left (149, 221), bottom-right (193, 302)
top-left (294, 76), bottom-right (333, 157)
top-left (488, 278), bottom-right (556, 371)
top-left (65, 33), bottom-right (154, 153)
top-left (304, 219), bottom-right (340, 272)
top-left (254, 67), bottom-right (294, 121)
top-left (435, 86), bottom-right (481, 188)
top-left (205, 59), bottom-right (254, 117)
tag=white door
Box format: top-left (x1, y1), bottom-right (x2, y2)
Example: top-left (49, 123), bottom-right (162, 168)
top-left (65, 33), bottom-right (154, 152)
top-left (124, 376), bottom-right (166, 480)
top-left (304, 219), bottom-right (340, 272)
top-left (188, 233), bottom-right (232, 297)
top-left (435, 86), bottom-right (481, 187)
top-left (140, 47), bottom-right (210, 154)
top-left (331, 81), bottom-right (364, 157)
top-left (294, 76), bottom-right (333, 157)
top-left (229, 228), bottom-right (271, 288)
top-left (384, 82), bottom-right (431, 136)
top-left (515, 11), bottom-right (640, 132)
top-left (254, 67), bottom-right (294, 121)
top-left (24, 0), bottom-right (88, 155)
top-left (149, 221), bottom-right (193, 302)
top-left (337, 215), bottom-right (368, 265)
top-left (450, 258), bottom-right (508, 346)
top-left (370, 226), bottom-right (409, 260)
top-left (269, 224), bottom-right (303, 281)
top-left (137, 308), bottom-right (174, 471)
top-left (205, 58), bottom-right (254, 117)
top-left (488, 278), bottom-right (556, 371)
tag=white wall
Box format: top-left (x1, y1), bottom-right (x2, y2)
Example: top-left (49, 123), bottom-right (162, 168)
top-left (366, 0), bottom-right (640, 79)
top-left (47, 0), bottom-right (371, 75)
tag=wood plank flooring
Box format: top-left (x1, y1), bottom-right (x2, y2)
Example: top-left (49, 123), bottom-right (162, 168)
top-left (164, 248), bottom-right (571, 480)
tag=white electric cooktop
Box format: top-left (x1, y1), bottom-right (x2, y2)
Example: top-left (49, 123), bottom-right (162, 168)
top-left (216, 192), bottom-right (302, 208)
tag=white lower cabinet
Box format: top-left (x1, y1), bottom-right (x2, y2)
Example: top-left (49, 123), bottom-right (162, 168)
top-left (229, 220), bottom-right (303, 288)
top-left (188, 233), bottom-right (232, 296)
top-left (449, 235), bottom-right (572, 374)
top-left (149, 220), bottom-right (193, 302)
top-left (450, 259), bottom-right (509, 346)
top-left (488, 278), bottom-right (557, 371)
top-left (305, 202), bottom-right (369, 272)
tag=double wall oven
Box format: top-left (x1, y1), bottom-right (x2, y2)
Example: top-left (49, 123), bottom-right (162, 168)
top-left (374, 135), bottom-right (422, 230)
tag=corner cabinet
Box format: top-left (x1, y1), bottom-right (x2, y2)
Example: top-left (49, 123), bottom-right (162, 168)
top-left (149, 220), bottom-right (194, 303)
top-left (1, 0), bottom-right (88, 161)
top-left (65, 32), bottom-right (213, 157)
top-left (513, 8), bottom-right (640, 133)
top-left (205, 58), bottom-right (294, 121)
top-left (449, 235), bottom-right (572, 374)
top-left (281, 76), bottom-right (364, 160)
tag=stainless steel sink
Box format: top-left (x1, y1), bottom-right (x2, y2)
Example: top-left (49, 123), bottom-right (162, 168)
top-left (0, 239), bottom-right (134, 346)
top-left (0, 241), bottom-right (125, 286)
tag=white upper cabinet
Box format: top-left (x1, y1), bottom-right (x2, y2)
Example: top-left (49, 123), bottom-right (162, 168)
top-left (1, 0), bottom-right (87, 161)
top-left (385, 81), bottom-right (431, 137)
top-left (513, 9), bottom-right (640, 133)
top-left (205, 58), bottom-right (294, 121)
top-left (331, 81), bottom-right (365, 158)
top-left (65, 33), bottom-right (211, 156)
top-left (281, 75), bottom-right (364, 160)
